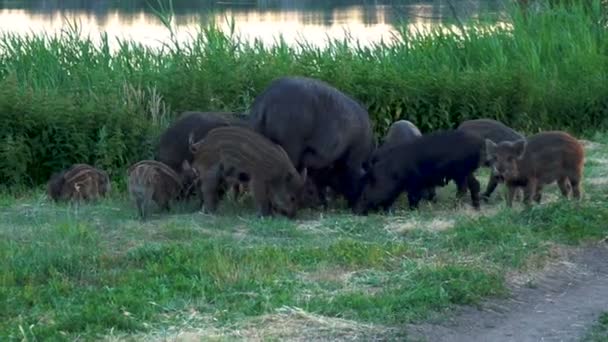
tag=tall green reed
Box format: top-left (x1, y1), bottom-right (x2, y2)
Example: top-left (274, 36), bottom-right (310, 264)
top-left (0, 0), bottom-right (605, 188)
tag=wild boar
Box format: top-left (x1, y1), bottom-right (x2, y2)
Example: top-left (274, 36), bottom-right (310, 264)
top-left (373, 120), bottom-right (422, 160)
top-left (354, 130), bottom-right (484, 215)
top-left (189, 126), bottom-right (307, 218)
top-left (248, 76), bottom-right (374, 208)
top-left (369, 120), bottom-right (436, 202)
top-left (458, 118), bottom-right (525, 200)
top-left (47, 164), bottom-right (111, 202)
top-left (155, 111), bottom-right (248, 197)
top-left (485, 131), bottom-right (584, 207)
top-left (127, 159), bottom-right (198, 220)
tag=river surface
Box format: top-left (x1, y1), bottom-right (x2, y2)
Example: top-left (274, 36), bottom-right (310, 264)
top-left (0, 0), bottom-right (505, 49)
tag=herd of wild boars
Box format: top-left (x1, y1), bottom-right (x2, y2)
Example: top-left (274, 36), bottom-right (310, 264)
top-left (46, 76), bottom-right (586, 220)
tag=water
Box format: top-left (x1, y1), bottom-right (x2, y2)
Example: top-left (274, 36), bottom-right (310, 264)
top-left (0, 0), bottom-right (505, 49)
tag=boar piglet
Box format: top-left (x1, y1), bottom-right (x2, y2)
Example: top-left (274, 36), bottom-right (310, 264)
top-left (249, 76), bottom-right (374, 208)
top-left (190, 126), bottom-right (307, 218)
top-left (485, 131), bottom-right (584, 207)
top-left (155, 111), bottom-right (248, 199)
top-left (47, 164), bottom-right (111, 202)
top-left (458, 118), bottom-right (524, 200)
top-left (127, 159), bottom-right (198, 220)
top-left (354, 130), bottom-right (484, 215)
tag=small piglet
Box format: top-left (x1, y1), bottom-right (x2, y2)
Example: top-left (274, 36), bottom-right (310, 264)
top-left (47, 164), bottom-right (111, 202)
top-left (127, 160), bottom-right (198, 220)
top-left (485, 131), bottom-right (584, 207)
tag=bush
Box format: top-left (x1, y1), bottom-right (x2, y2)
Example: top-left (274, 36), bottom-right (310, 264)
top-left (0, 0), bottom-right (606, 187)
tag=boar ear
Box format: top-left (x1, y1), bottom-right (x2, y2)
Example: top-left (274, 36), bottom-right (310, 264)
top-left (300, 168), bottom-right (307, 183)
top-left (188, 133), bottom-right (198, 154)
top-left (181, 159), bottom-right (192, 172)
top-left (485, 139), bottom-right (497, 157)
top-left (512, 139), bottom-right (527, 159)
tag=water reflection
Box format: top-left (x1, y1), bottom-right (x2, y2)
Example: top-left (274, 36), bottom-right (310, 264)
top-left (0, 1), bottom-right (504, 50)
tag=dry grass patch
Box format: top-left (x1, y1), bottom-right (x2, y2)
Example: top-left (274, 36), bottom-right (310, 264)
top-left (229, 306), bottom-right (398, 341)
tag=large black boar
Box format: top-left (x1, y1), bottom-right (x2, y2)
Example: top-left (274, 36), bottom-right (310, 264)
top-left (457, 118), bottom-right (524, 200)
top-left (189, 126), bottom-right (307, 218)
top-left (47, 164), bottom-right (111, 202)
top-left (485, 131), bottom-right (584, 207)
top-left (354, 130), bottom-right (484, 214)
top-left (248, 76), bottom-right (374, 208)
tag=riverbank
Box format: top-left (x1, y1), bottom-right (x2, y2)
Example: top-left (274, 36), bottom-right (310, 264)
top-left (0, 1), bottom-right (606, 188)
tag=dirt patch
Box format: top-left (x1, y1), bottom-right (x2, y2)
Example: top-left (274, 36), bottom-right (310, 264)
top-left (111, 307), bottom-right (400, 341)
top-left (384, 204), bottom-right (502, 234)
top-left (580, 139), bottom-right (603, 151)
top-left (299, 266), bottom-right (356, 284)
top-left (406, 243), bottom-right (608, 342)
top-left (588, 177), bottom-right (608, 186)
top-left (228, 306), bottom-right (400, 341)
top-left (385, 217), bottom-right (456, 233)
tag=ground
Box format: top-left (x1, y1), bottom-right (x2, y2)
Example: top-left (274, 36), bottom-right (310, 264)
top-left (1, 134), bottom-right (607, 341)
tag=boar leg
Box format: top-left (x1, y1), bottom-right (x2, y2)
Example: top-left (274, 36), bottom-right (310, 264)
top-left (455, 175), bottom-right (468, 201)
top-left (533, 184), bottom-right (543, 204)
top-left (482, 172), bottom-right (501, 201)
top-left (467, 173), bottom-right (481, 210)
top-left (201, 165), bottom-right (222, 213)
top-left (505, 185), bottom-right (518, 208)
top-left (407, 190), bottom-right (422, 210)
top-left (251, 178), bottom-right (272, 217)
top-left (523, 178), bottom-right (537, 206)
top-left (558, 177), bottom-right (572, 199)
top-left (570, 177), bottom-right (582, 200)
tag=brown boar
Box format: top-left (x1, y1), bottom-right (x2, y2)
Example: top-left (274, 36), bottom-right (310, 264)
top-left (485, 131), bottom-right (584, 207)
top-left (189, 126), bottom-right (307, 218)
top-left (155, 111), bottom-right (248, 199)
top-left (47, 164), bottom-right (111, 202)
top-left (127, 160), bottom-right (198, 220)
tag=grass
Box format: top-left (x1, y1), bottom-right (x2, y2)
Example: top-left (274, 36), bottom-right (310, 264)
top-left (583, 312), bottom-right (608, 342)
top-left (0, 0), bottom-right (607, 187)
top-left (1, 136), bottom-right (608, 340)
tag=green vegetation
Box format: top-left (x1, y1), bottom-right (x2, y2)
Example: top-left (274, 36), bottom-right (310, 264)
top-left (1, 135), bottom-right (608, 340)
top-left (583, 312), bottom-right (608, 342)
top-left (0, 1), bottom-right (606, 187)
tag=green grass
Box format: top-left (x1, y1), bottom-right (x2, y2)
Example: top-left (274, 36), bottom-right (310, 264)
top-left (0, 0), bottom-right (607, 187)
top-left (1, 137), bottom-right (608, 340)
top-left (583, 312), bottom-right (608, 342)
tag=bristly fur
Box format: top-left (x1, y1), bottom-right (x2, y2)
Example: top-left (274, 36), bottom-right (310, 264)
top-left (189, 126), bottom-right (306, 218)
top-left (127, 159), bottom-right (192, 220)
top-left (46, 164), bottom-right (111, 202)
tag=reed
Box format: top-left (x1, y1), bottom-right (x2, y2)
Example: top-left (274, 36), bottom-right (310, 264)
top-left (0, 0), bottom-right (605, 187)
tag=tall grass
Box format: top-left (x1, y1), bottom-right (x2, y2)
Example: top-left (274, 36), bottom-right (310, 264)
top-left (0, 0), bottom-right (606, 188)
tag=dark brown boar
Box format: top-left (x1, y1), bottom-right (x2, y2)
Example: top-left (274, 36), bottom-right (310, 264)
top-left (189, 126), bottom-right (307, 218)
top-left (47, 164), bottom-right (111, 202)
top-left (458, 118), bottom-right (525, 201)
top-left (485, 131), bottom-right (584, 207)
top-left (127, 159), bottom-right (197, 220)
top-left (155, 111), bottom-right (248, 198)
